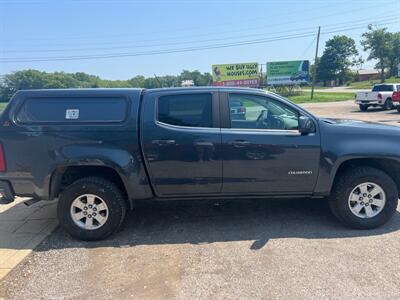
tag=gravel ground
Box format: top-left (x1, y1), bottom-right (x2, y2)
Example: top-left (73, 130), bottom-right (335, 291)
top-left (1, 199), bottom-right (399, 300)
top-left (1, 100), bottom-right (400, 300)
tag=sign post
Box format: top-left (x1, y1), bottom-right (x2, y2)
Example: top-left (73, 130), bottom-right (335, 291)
top-left (311, 26), bottom-right (321, 100)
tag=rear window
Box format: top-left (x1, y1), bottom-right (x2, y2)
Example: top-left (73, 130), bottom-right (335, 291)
top-left (157, 93), bottom-right (212, 128)
top-left (17, 97), bottom-right (127, 124)
top-left (372, 85), bottom-right (394, 92)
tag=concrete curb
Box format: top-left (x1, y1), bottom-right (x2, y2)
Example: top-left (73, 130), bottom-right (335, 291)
top-left (0, 198), bottom-right (58, 281)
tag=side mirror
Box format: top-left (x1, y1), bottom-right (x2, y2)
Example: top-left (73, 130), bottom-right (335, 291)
top-left (298, 115), bottom-right (316, 135)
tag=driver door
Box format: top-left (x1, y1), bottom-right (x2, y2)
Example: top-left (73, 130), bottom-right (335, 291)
top-left (220, 92), bottom-right (320, 195)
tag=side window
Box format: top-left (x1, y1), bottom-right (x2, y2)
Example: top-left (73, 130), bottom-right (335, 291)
top-left (397, 85), bottom-right (400, 92)
top-left (17, 97), bottom-right (127, 124)
top-left (229, 94), bottom-right (299, 130)
top-left (158, 93), bottom-right (212, 128)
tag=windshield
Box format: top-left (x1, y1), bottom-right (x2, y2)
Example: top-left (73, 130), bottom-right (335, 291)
top-left (372, 85), bottom-right (393, 92)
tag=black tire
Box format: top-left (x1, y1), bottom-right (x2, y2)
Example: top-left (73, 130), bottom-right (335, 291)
top-left (57, 177), bottom-right (127, 241)
top-left (397, 106), bottom-right (400, 113)
top-left (329, 167), bottom-right (398, 229)
top-left (359, 104), bottom-right (368, 112)
top-left (383, 98), bottom-right (392, 110)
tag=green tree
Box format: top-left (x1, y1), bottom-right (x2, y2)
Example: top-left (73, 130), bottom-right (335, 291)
top-left (316, 35), bottom-right (361, 85)
top-left (179, 70), bottom-right (212, 86)
top-left (128, 75), bottom-right (146, 87)
top-left (388, 32), bottom-right (400, 77)
top-left (143, 77), bottom-right (161, 89)
top-left (361, 25), bottom-right (392, 82)
top-left (0, 69), bottom-right (46, 101)
top-left (0, 69), bottom-right (214, 102)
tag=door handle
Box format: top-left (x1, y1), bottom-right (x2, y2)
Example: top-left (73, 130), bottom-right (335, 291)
top-left (194, 141), bottom-right (214, 147)
top-left (152, 139), bottom-right (176, 145)
top-left (232, 140), bottom-right (250, 147)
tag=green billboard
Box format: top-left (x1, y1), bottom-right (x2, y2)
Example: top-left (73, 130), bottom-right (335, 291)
top-left (267, 60), bottom-right (309, 86)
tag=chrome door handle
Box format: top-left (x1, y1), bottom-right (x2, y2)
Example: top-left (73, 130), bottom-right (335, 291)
top-left (232, 140), bottom-right (250, 147)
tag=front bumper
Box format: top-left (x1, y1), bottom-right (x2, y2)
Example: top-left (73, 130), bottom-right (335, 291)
top-left (0, 180), bottom-right (15, 204)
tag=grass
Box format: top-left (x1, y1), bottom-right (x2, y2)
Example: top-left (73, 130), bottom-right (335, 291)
top-left (287, 92), bottom-right (355, 104)
top-left (0, 103), bottom-right (7, 111)
top-left (347, 77), bottom-right (399, 89)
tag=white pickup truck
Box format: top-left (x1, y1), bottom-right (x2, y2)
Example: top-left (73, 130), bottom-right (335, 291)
top-left (355, 83), bottom-right (400, 111)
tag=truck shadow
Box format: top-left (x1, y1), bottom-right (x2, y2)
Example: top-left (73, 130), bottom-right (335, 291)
top-left (351, 108), bottom-right (391, 113)
top-left (38, 198), bottom-right (400, 251)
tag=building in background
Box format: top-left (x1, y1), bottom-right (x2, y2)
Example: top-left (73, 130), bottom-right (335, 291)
top-left (356, 69), bottom-right (380, 81)
top-left (181, 80), bottom-right (195, 87)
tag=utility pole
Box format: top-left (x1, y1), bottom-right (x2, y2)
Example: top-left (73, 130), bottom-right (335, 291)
top-left (311, 26), bottom-right (321, 100)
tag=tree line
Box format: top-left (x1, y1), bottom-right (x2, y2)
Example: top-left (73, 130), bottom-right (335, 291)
top-left (0, 69), bottom-right (212, 102)
top-left (316, 25), bottom-right (400, 85)
top-left (0, 26), bottom-right (398, 102)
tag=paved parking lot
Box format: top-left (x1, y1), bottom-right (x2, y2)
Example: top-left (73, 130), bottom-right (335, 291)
top-left (302, 100), bottom-right (400, 126)
top-left (1, 100), bottom-right (400, 300)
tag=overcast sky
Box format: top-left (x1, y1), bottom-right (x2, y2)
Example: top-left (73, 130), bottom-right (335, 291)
top-left (0, 0), bottom-right (399, 79)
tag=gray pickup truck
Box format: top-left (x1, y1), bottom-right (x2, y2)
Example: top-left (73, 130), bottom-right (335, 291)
top-left (0, 87), bottom-right (399, 240)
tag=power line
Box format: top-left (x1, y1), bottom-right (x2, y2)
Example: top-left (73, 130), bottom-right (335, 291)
top-left (0, 32), bottom-right (323, 63)
top-left (1, 0), bottom-right (396, 48)
top-left (1, 15), bottom-right (398, 55)
top-left (299, 35), bottom-right (317, 60)
top-left (0, 1), bottom-right (342, 43)
top-left (1, 20), bottom-right (398, 63)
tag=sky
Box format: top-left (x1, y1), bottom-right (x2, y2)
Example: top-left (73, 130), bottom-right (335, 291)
top-left (0, 0), bottom-right (399, 80)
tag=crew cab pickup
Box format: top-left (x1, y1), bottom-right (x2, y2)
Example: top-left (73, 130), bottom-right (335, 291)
top-left (355, 83), bottom-right (400, 111)
top-left (1, 88), bottom-right (400, 240)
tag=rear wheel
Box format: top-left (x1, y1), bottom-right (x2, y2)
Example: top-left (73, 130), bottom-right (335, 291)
top-left (383, 98), bottom-right (393, 110)
top-left (359, 104), bottom-right (368, 112)
top-left (329, 167), bottom-right (398, 229)
top-left (57, 177), bottom-right (127, 241)
top-left (396, 106), bottom-right (400, 113)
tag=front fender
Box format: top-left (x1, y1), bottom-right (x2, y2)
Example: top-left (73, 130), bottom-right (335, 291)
top-left (314, 120), bottom-right (400, 196)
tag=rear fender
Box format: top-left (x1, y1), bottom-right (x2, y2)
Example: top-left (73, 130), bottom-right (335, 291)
top-left (48, 144), bottom-right (152, 201)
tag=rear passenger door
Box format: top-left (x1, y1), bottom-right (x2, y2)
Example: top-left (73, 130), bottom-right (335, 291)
top-left (141, 90), bottom-right (222, 197)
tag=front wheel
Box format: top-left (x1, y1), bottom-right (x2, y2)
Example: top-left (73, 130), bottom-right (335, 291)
top-left (329, 167), bottom-right (398, 229)
top-left (359, 104), bottom-right (368, 112)
top-left (57, 177), bottom-right (127, 241)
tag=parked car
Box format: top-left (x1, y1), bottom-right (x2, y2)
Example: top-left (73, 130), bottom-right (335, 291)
top-left (355, 83), bottom-right (400, 111)
top-left (230, 99), bottom-right (246, 120)
top-left (1, 87), bottom-right (400, 240)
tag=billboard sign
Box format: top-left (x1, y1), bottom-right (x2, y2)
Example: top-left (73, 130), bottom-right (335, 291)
top-left (212, 63), bottom-right (259, 87)
top-left (267, 60), bottom-right (309, 85)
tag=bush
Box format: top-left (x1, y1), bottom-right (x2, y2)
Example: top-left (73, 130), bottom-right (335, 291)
top-left (268, 85), bottom-right (303, 97)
